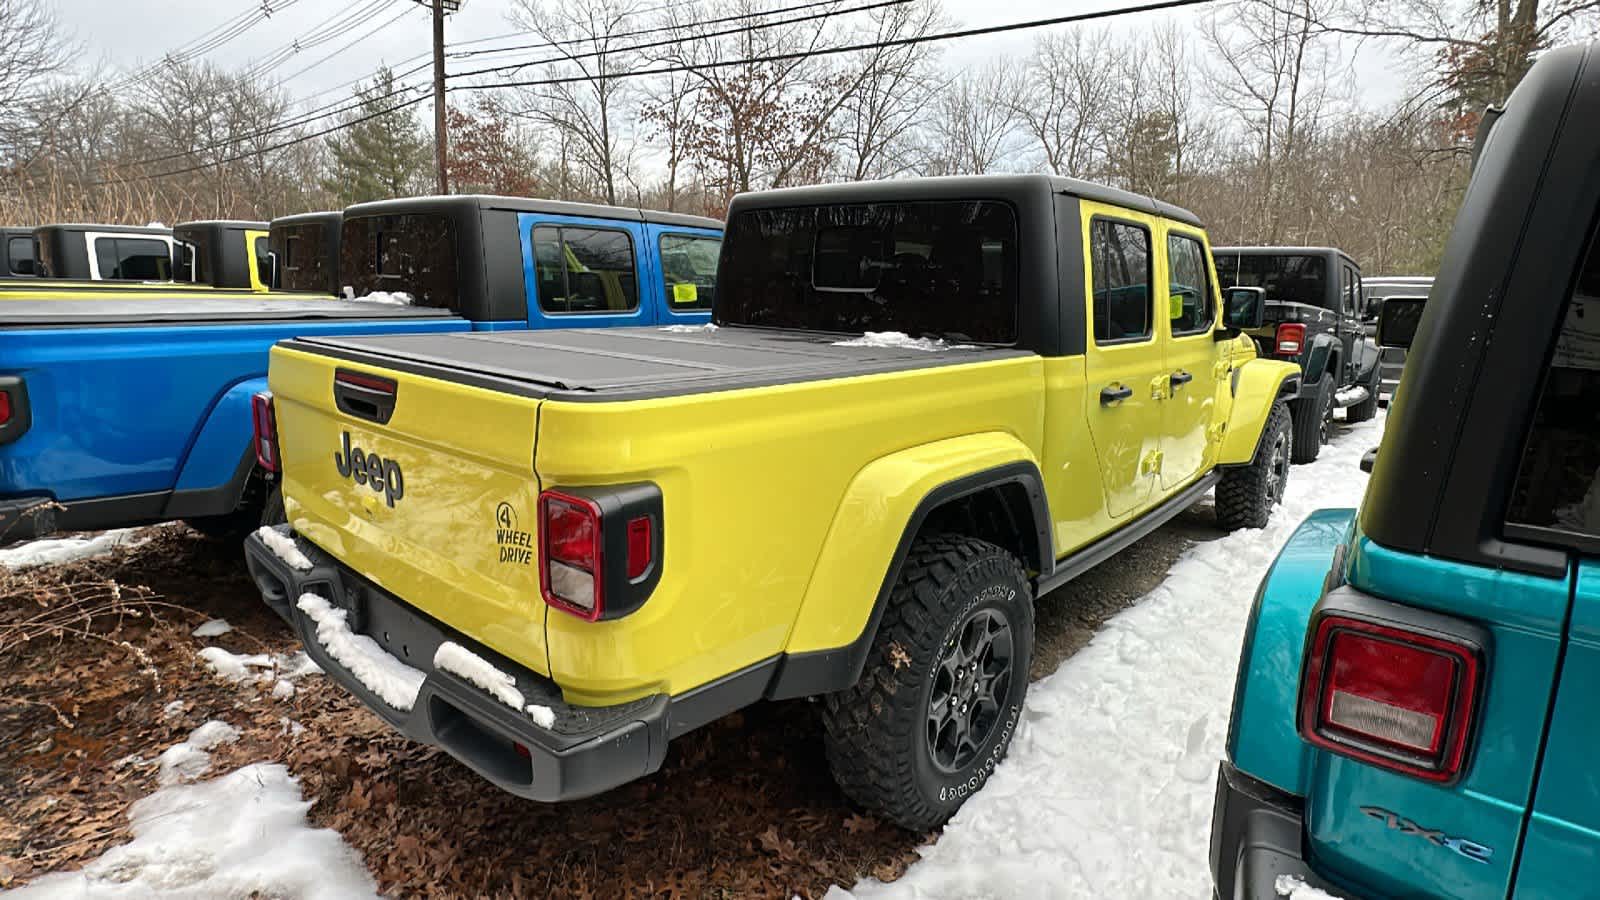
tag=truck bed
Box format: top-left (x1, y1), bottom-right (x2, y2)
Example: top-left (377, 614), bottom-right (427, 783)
top-left (282, 325), bottom-right (1034, 401)
top-left (0, 297), bottom-right (455, 328)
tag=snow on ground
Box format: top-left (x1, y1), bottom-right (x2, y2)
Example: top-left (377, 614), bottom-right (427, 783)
top-left (9, 753), bottom-right (377, 900)
top-left (833, 413), bottom-right (1385, 900)
top-left (296, 593), bottom-right (423, 711)
top-left (0, 529), bottom-right (143, 570)
top-left (190, 618), bottom-right (232, 638)
top-left (155, 720), bottom-right (239, 786)
top-left (833, 332), bottom-right (978, 352)
top-left (1277, 874), bottom-right (1347, 899)
top-left (255, 526), bottom-right (312, 571)
top-left (197, 642), bottom-right (320, 696)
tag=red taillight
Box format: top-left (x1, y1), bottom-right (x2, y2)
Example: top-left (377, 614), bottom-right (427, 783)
top-left (334, 370), bottom-right (396, 394)
top-left (1276, 322), bottom-right (1307, 355)
top-left (0, 390), bottom-right (10, 426)
top-left (251, 392), bottom-right (279, 474)
top-left (539, 491), bottom-right (604, 621)
top-left (626, 516), bottom-right (652, 580)
top-left (1299, 615), bottom-right (1481, 782)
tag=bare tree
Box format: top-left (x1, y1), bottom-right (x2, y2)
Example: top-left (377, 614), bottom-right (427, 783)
top-left (922, 60), bottom-right (1020, 175)
top-left (833, 1), bottom-right (948, 181)
top-left (1013, 29), bottom-right (1116, 177)
top-left (508, 0), bottom-right (641, 205)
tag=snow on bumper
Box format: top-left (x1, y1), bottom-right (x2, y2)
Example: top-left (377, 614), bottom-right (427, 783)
top-left (241, 525), bottom-right (670, 802)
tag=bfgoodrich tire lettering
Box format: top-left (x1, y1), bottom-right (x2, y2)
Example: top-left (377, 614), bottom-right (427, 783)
top-left (821, 534), bottom-right (1033, 831)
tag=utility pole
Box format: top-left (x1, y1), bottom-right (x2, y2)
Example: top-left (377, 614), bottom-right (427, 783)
top-left (414, 0), bottom-right (462, 195)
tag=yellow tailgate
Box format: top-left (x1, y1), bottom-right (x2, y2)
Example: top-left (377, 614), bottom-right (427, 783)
top-left (270, 345), bottom-right (550, 676)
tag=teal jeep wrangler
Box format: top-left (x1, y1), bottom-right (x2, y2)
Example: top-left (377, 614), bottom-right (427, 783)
top-left (1211, 42), bottom-right (1600, 897)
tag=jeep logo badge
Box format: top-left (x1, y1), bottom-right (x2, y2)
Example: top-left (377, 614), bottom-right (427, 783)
top-left (334, 431), bottom-right (405, 507)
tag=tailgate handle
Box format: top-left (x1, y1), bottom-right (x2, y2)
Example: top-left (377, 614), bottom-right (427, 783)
top-left (334, 369), bottom-right (398, 425)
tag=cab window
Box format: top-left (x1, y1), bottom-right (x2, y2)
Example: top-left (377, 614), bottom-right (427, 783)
top-left (94, 237), bottom-right (172, 280)
top-left (1506, 232), bottom-right (1600, 541)
top-left (341, 214), bottom-right (457, 308)
top-left (533, 225), bottom-right (638, 315)
top-left (659, 233), bottom-right (718, 312)
top-left (8, 236), bottom-right (35, 275)
top-left (1091, 218), bottom-right (1152, 344)
top-left (1166, 232), bottom-right (1214, 335)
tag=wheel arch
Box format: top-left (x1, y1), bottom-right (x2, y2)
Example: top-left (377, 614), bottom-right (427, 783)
top-left (769, 436), bottom-right (1051, 699)
top-left (1220, 359), bottom-right (1302, 466)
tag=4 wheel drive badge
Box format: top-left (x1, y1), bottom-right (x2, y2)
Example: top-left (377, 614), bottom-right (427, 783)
top-left (494, 501), bottom-right (532, 565)
top-left (1360, 806), bottom-right (1493, 864)
top-left (496, 502), bottom-right (515, 529)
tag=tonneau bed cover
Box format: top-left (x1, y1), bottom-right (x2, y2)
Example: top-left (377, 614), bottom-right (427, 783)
top-left (283, 326), bottom-right (1034, 401)
top-left (0, 298), bottom-right (458, 328)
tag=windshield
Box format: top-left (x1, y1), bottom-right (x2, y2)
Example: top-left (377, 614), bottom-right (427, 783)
top-left (1213, 253), bottom-right (1329, 309)
top-left (718, 200), bottom-right (1018, 343)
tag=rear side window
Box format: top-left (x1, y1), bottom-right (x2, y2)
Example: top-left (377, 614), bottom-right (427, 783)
top-left (1166, 232), bottom-right (1214, 336)
top-left (659, 233), bottom-right (719, 312)
top-left (1507, 237), bottom-right (1600, 540)
top-left (341, 214), bottom-right (457, 308)
top-left (1215, 253), bottom-right (1328, 308)
top-left (254, 236), bottom-right (272, 287)
top-left (95, 237), bottom-right (171, 280)
top-left (8, 236), bottom-right (35, 275)
top-left (718, 201), bottom-right (1018, 343)
top-left (1092, 219), bottom-right (1152, 343)
top-left (278, 224), bottom-right (335, 293)
top-left (532, 226), bottom-right (639, 315)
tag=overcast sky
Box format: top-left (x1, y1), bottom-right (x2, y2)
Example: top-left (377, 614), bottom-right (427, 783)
top-left (55, 0), bottom-right (1410, 121)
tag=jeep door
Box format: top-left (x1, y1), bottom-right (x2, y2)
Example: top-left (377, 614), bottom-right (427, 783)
top-left (1156, 225), bottom-right (1220, 491)
top-left (519, 213), bottom-right (650, 328)
top-left (1081, 203), bottom-right (1165, 518)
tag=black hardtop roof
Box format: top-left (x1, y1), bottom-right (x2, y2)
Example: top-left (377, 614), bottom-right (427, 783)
top-left (36, 223), bottom-right (172, 236)
top-left (726, 174), bottom-right (1203, 228)
top-left (1362, 40), bottom-right (1600, 577)
top-left (270, 210), bottom-right (341, 228)
top-left (1213, 245), bottom-right (1359, 268)
top-left (175, 219), bottom-right (269, 232)
top-left (1, 227), bottom-right (32, 237)
top-left (341, 194), bottom-right (722, 230)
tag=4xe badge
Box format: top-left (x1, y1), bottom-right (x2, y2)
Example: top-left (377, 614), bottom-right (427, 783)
top-left (495, 501), bottom-right (532, 565)
top-left (1361, 806), bottom-right (1493, 864)
top-left (334, 431), bottom-right (404, 507)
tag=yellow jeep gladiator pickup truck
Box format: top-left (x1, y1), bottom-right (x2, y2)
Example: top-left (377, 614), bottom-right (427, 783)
top-left (243, 175), bottom-right (1300, 829)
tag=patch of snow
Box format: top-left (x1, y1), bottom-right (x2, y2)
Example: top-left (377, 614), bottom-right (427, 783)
top-left (434, 641), bottom-right (525, 710)
top-left (271, 680), bottom-right (295, 700)
top-left (833, 331), bottom-right (976, 352)
top-left (0, 528), bottom-right (143, 569)
top-left (837, 413), bottom-right (1386, 899)
top-left (197, 647), bottom-right (275, 683)
top-left (1276, 874), bottom-right (1346, 899)
top-left (279, 651), bottom-right (322, 680)
top-left (145, 221), bottom-right (167, 228)
top-left (1334, 385), bottom-right (1369, 407)
top-left (8, 763), bottom-right (378, 900)
top-left (659, 323), bottom-right (719, 333)
top-left (297, 593), bottom-right (423, 712)
top-left (278, 717), bottom-right (306, 738)
top-left (191, 619), bottom-right (233, 638)
top-left (526, 704), bottom-right (556, 728)
top-left (161, 700), bottom-right (187, 719)
top-left (155, 720), bottom-right (238, 786)
top-left (348, 290), bottom-right (414, 306)
top-left (255, 526), bottom-right (312, 571)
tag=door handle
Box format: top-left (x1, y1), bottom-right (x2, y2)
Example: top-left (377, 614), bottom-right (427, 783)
top-left (1100, 384), bottom-right (1134, 405)
top-left (1170, 370), bottom-right (1194, 388)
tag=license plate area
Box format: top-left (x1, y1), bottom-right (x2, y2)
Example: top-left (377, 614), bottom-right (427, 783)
top-left (357, 580), bottom-right (446, 670)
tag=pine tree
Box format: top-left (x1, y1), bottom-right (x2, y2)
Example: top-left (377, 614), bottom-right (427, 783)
top-left (321, 68), bottom-right (430, 204)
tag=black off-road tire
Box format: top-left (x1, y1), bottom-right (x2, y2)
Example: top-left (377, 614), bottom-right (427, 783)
top-left (1290, 378), bottom-right (1331, 463)
top-left (1345, 369), bottom-right (1380, 423)
top-left (1217, 399), bottom-right (1293, 531)
top-left (821, 534), bottom-right (1033, 832)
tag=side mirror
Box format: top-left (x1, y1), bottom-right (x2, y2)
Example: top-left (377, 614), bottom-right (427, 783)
top-left (1222, 286), bottom-right (1266, 330)
top-left (1377, 296), bottom-right (1426, 349)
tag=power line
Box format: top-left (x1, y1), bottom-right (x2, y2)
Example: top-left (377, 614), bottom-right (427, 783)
top-left (101, 0), bottom-right (1219, 185)
top-left (275, 3), bottom-right (426, 86)
top-left (103, 0), bottom-right (899, 173)
top-left (113, 1), bottom-right (303, 91)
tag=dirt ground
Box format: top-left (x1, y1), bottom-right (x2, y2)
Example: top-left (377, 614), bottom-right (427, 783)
top-left (0, 509), bottom-right (1221, 898)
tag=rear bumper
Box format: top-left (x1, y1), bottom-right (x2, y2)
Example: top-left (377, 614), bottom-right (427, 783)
top-left (243, 525), bottom-right (673, 802)
top-left (1210, 761), bottom-right (1354, 899)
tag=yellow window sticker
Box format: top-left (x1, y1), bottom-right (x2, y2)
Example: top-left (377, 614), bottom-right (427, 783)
top-left (672, 282), bottom-right (698, 304)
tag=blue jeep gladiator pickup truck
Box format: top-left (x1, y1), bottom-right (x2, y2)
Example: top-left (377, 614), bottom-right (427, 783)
top-left (0, 196), bottom-right (722, 542)
top-left (1212, 42), bottom-right (1600, 898)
